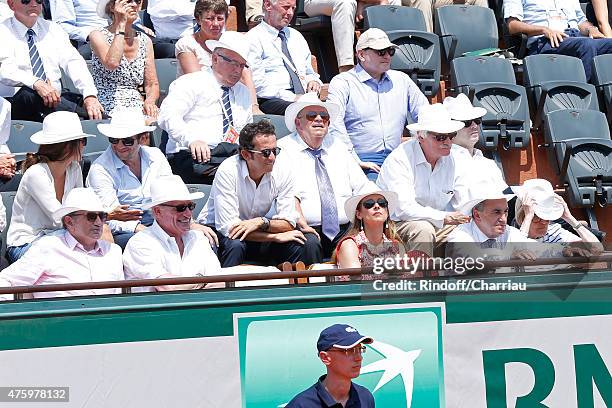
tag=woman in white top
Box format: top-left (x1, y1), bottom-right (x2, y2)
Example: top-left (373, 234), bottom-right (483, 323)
top-left (6, 112), bottom-right (93, 263)
top-left (175, 0), bottom-right (261, 113)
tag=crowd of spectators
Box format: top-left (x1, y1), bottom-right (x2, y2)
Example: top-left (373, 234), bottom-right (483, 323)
top-left (0, 0), bottom-right (607, 301)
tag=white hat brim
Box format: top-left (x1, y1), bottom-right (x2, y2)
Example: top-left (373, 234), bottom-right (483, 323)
top-left (205, 40), bottom-right (249, 66)
top-left (407, 120), bottom-right (465, 134)
top-left (141, 192), bottom-right (204, 211)
top-left (449, 106), bottom-right (488, 121)
top-left (284, 100), bottom-right (341, 133)
top-left (459, 193), bottom-right (516, 216)
top-left (97, 123), bottom-right (156, 139)
top-left (53, 204), bottom-right (107, 223)
top-left (30, 131), bottom-right (95, 145)
top-left (344, 190), bottom-right (398, 223)
top-left (533, 202), bottom-right (564, 221)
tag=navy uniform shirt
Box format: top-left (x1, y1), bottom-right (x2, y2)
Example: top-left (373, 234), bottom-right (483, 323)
top-left (286, 375), bottom-right (375, 408)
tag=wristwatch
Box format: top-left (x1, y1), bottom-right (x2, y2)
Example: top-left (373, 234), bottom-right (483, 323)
top-left (260, 217), bottom-right (270, 231)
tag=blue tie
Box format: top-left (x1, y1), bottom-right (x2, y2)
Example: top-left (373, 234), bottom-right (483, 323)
top-left (278, 30), bottom-right (305, 95)
top-left (307, 148), bottom-right (339, 240)
top-left (221, 86), bottom-right (233, 134)
top-left (27, 29), bottom-right (47, 81)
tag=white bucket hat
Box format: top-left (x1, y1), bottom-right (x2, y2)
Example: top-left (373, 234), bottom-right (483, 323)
top-left (206, 31), bottom-right (250, 65)
top-left (356, 28), bottom-right (399, 51)
top-left (443, 93), bottom-right (487, 121)
top-left (53, 188), bottom-right (106, 222)
top-left (513, 179), bottom-right (564, 221)
top-left (97, 108), bottom-right (155, 139)
top-left (344, 189), bottom-right (398, 222)
top-left (142, 175), bottom-right (204, 210)
top-left (284, 92), bottom-right (341, 133)
top-left (30, 111), bottom-right (95, 145)
top-left (406, 103), bottom-right (465, 134)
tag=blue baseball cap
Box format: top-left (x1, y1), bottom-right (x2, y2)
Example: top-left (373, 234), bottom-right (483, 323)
top-left (317, 324), bottom-right (373, 353)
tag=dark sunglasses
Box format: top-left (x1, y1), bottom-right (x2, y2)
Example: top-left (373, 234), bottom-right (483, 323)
top-left (247, 147), bottom-right (281, 158)
top-left (361, 198), bottom-right (389, 209)
top-left (109, 137), bottom-right (136, 146)
top-left (300, 111), bottom-right (330, 123)
top-left (80, 137), bottom-right (88, 146)
top-left (21, 0), bottom-right (43, 4)
top-left (462, 118), bottom-right (482, 127)
top-left (160, 202), bottom-right (196, 213)
top-left (369, 47), bottom-right (396, 57)
top-left (431, 132), bottom-right (457, 142)
top-left (72, 211), bottom-right (108, 222)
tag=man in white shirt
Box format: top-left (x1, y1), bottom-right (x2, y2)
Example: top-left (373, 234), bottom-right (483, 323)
top-left (197, 120), bottom-right (313, 267)
top-left (247, 0), bottom-right (322, 115)
top-left (146, 0), bottom-right (197, 59)
top-left (0, 0), bottom-right (105, 122)
top-left (123, 175), bottom-right (222, 293)
top-left (49, 0), bottom-right (107, 58)
top-left (278, 93), bottom-right (374, 263)
top-left (0, 96), bottom-right (18, 192)
top-left (86, 109), bottom-right (171, 249)
top-left (0, 1), bottom-right (12, 21)
top-left (445, 176), bottom-right (536, 264)
top-left (0, 187), bottom-right (124, 301)
top-left (377, 103), bottom-right (470, 257)
top-left (158, 31), bottom-right (252, 184)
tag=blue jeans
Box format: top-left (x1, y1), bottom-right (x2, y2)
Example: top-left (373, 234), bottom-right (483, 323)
top-left (357, 150), bottom-right (393, 182)
top-left (112, 210), bottom-right (155, 250)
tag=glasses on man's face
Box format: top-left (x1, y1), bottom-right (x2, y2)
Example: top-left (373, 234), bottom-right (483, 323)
top-left (160, 202), bottom-right (196, 213)
top-left (300, 111), bottom-right (330, 123)
top-left (80, 137), bottom-right (88, 147)
top-left (20, 0), bottom-right (43, 5)
top-left (368, 47), bottom-right (396, 57)
top-left (361, 198), bottom-right (389, 209)
top-left (462, 118), bottom-right (482, 127)
top-left (72, 211), bottom-right (108, 222)
top-left (217, 53), bottom-right (247, 70)
top-left (431, 132), bottom-right (457, 142)
top-left (109, 137), bottom-right (136, 146)
top-left (329, 345), bottom-right (367, 357)
top-left (247, 147), bottom-right (281, 158)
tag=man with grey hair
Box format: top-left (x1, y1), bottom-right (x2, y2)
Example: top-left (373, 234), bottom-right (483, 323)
top-left (377, 103), bottom-right (470, 257)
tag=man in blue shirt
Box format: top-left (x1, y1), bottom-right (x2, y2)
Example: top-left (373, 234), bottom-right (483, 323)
top-left (287, 324), bottom-right (375, 408)
top-left (504, 0), bottom-right (612, 80)
top-left (327, 28), bottom-right (428, 181)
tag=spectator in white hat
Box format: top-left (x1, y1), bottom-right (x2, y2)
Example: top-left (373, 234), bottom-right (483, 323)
top-left (158, 30), bottom-right (253, 184)
top-left (6, 112), bottom-right (94, 263)
top-left (327, 28), bottom-right (428, 181)
top-left (0, 187), bottom-right (124, 301)
top-left (86, 109), bottom-right (171, 249)
top-left (377, 103), bottom-right (470, 257)
top-left (513, 179), bottom-right (603, 255)
top-left (278, 92), bottom-right (374, 263)
top-left (123, 175), bottom-right (222, 292)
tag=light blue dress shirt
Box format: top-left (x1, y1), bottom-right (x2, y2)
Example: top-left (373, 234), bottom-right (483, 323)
top-left (327, 64), bottom-right (428, 158)
top-left (50, 0), bottom-right (108, 42)
top-left (86, 145), bottom-right (173, 234)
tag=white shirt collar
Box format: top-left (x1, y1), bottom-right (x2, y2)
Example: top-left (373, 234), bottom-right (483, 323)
top-left (63, 230), bottom-right (106, 255)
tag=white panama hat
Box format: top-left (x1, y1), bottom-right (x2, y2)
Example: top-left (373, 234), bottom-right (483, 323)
top-left (443, 93), bottom-right (488, 121)
top-left (97, 108), bottom-right (155, 139)
top-left (53, 188), bottom-right (106, 222)
top-left (284, 92), bottom-right (341, 133)
top-left (344, 188), bottom-right (398, 222)
top-left (30, 111), bottom-right (95, 145)
top-left (142, 175), bottom-right (204, 210)
top-left (406, 103), bottom-right (465, 134)
top-left (513, 179), bottom-right (564, 221)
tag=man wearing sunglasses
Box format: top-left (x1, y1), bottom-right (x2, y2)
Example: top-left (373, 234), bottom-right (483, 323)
top-left (123, 175), bottom-right (222, 292)
top-left (198, 120), bottom-right (313, 267)
top-left (159, 31), bottom-right (252, 184)
top-left (87, 109), bottom-right (176, 249)
top-left (0, 0), bottom-right (106, 122)
top-left (287, 324), bottom-right (375, 407)
top-left (377, 103), bottom-right (472, 257)
top-left (0, 188), bottom-right (124, 301)
top-left (278, 93), bottom-right (374, 264)
top-left (327, 28), bottom-right (428, 182)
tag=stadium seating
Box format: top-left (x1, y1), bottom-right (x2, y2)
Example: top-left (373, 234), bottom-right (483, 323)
top-left (186, 184), bottom-right (212, 216)
top-left (543, 109), bottom-right (611, 215)
top-left (435, 5), bottom-right (498, 69)
top-left (80, 119), bottom-right (110, 178)
top-left (254, 114), bottom-right (290, 139)
top-left (8, 121), bottom-right (41, 159)
top-left (592, 54), bottom-right (612, 124)
top-left (524, 54), bottom-right (599, 128)
top-left (364, 6), bottom-right (441, 96)
top-left (155, 58), bottom-right (179, 105)
top-left (450, 56), bottom-right (530, 150)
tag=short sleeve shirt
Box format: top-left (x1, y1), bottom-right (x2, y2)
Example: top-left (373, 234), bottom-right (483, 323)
top-left (286, 375), bottom-right (375, 408)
